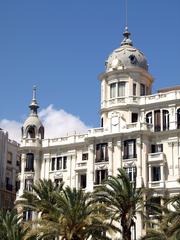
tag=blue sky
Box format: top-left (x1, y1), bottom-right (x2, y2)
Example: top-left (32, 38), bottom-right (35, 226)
top-left (0, 0), bottom-right (180, 139)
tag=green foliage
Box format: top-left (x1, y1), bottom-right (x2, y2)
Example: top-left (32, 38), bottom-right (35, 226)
top-left (95, 168), bottom-right (144, 240)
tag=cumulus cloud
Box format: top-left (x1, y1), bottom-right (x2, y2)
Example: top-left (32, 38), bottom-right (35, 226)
top-left (0, 105), bottom-right (89, 142)
top-left (39, 105), bottom-right (89, 139)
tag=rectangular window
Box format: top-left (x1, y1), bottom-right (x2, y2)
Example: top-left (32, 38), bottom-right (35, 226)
top-left (154, 110), bottom-right (161, 132)
top-left (147, 197), bottom-right (161, 215)
top-left (25, 153), bottom-right (34, 172)
top-left (140, 84), bottom-right (146, 96)
top-left (96, 143), bottom-right (108, 162)
top-left (133, 83), bottom-right (136, 96)
top-left (57, 157), bottom-right (62, 170)
top-left (80, 174), bottom-right (87, 189)
top-left (7, 152), bottom-right (12, 164)
top-left (25, 179), bottom-right (33, 191)
top-left (54, 178), bottom-right (63, 187)
top-left (132, 113), bottom-right (138, 123)
top-left (82, 153), bottom-right (88, 161)
top-left (163, 110), bottom-right (169, 131)
top-left (95, 169), bottom-right (108, 185)
top-left (6, 177), bottom-right (13, 191)
top-left (124, 167), bottom-right (137, 183)
top-left (63, 156), bottom-right (67, 169)
top-left (123, 139), bottom-right (137, 159)
top-left (151, 144), bottom-right (163, 153)
top-left (152, 166), bottom-right (161, 181)
top-left (110, 83), bottom-right (116, 98)
top-left (118, 82), bottom-right (125, 97)
top-left (51, 158), bottom-right (56, 171)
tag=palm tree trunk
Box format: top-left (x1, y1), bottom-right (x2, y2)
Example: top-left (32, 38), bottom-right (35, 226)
top-left (121, 218), bottom-right (131, 240)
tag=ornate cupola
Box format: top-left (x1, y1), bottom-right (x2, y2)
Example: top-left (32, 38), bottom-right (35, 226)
top-left (22, 86), bottom-right (44, 140)
top-left (99, 26), bottom-right (153, 132)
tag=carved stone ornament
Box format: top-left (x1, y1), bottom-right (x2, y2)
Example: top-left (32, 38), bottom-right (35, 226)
top-left (54, 173), bottom-right (63, 179)
top-left (96, 164), bottom-right (107, 170)
top-left (25, 174), bottom-right (34, 179)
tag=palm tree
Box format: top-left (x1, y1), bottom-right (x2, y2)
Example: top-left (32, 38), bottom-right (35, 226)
top-left (95, 168), bottom-right (144, 240)
top-left (17, 179), bottom-right (116, 240)
top-left (141, 179), bottom-right (180, 240)
top-left (0, 210), bottom-right (33, 240)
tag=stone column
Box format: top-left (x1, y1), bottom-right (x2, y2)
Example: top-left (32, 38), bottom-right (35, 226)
top-left (19, 153), bottom-right (26, 196)
top-left (116, 140), bottom-right (122, 175)
top-left (136, 137), bottom-right (143, 188)
top-left (87, 144), bottom-right (94, 192)
top-left (108, 142), bottom-right (113, 175)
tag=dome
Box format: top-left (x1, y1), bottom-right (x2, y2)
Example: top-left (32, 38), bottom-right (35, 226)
top-left (22, 86), bottom-right (44, 139)
top-left (106, 27), bottom-right (148, 72)
top-left (23, 115), bottom-right (43, 130)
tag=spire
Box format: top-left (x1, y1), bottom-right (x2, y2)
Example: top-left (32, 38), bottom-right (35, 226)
top-left (121, 26), bottom-right (133, 46)
top-left (29, 85), bottom-right (39, 115)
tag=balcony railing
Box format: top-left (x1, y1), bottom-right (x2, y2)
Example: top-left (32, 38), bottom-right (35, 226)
top-left (148, 152), bottom-right (164, 163)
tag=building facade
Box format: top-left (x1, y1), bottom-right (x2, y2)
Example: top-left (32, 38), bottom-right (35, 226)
top-left (17, 27), bottom-right (180, 239)
top-left (0, 129), bottom-right (20, 209)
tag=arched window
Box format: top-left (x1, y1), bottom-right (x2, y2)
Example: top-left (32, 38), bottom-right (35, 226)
top-left (163, 110), bottom-right (169, 131)
top-left (38, 126), bottom-right (44, 139)
top-left (177, 109), bottom-right (180, 129)
top-left (25, 153), bottom-right (34, 172)
top-left (146, 112), bottom-right (152, 124)
top-left (27, 126), bottom-right (36, 138)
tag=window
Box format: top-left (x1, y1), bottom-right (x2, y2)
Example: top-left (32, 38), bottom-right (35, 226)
top-left (25, 179), bottom-right (33, 191)
top-left (177, 109), bottom-right (180, 129)
top-left (140, 84), bottom-right (146, 96)
top-left (151, 144), bottom-right (163, 153)
top-left (154, 110), bottom-right (161, 132)
top-left (27, 126), bottom-right (36, 138)
top-left (25, 153), bottom-right (34, 172)
top-left (101, 117), bottom-right (104, 127)
top-left (95, 169), bottom-right (108, 185)
top-left (152, 166), bottom-right (161, 181)
top-left (51, 156), bottom-right (67, 171)
top-left (15, 181), bottom-right (20, 192)
top-left (146, 112), bottom-right (152, 124)
top-left (110, 83), bottom-right (116, 98)
top-left (63, 157), bottom-right (67, 169)
top-left (23, 210), bottom-right (32, 221)
top-left (54, 178), bottom-right (63, 187)
top-left (7, 152), bottom-right (12, 164)
top-left (57, 157), bottom-right (62, 170)
top-left (147, 197), bottom-right (161, 215)
top-left (51, 158), bottom-right (56, 171)
top-left (96, 143), bottom-right (108, 162)
top-left (82, 153), bottom-right (88, 161)
top-left (6, 177), bottom-right (13, 191)
top-left (163, 110), bottom-right (169, 131)
top-left (124, 167), bottom-right (137, 183)
top-left (133, 83), bottom-right (136, 96)
top-left (118, 82), bottom-right (125, 97)
top-left (123, 139), bottom-right (137, 159)
top-left (132, 113), bottom-right (138, 123)
top-left (80, 174), bottom-right (86, 189)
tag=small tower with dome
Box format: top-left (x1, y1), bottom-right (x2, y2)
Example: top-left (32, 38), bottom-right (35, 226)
top-left (99, 26), bottom-right (153, 132)
top-left (18, 87), bottom-right (44, 201)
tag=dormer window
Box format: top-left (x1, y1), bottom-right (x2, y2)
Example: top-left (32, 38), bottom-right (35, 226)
top-left (129, 54), bottom-right (137, 64)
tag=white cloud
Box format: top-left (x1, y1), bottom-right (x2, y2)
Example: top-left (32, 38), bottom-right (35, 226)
top-left (0, 105), bottom-right (89, 142)
top-left (39, 105), bottom-right (89, 139)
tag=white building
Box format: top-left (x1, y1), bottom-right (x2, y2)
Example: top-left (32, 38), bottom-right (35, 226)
top-left (0, 129), bottom-right (20, 209)
top-left (17, 27), bottom-right (180, 239)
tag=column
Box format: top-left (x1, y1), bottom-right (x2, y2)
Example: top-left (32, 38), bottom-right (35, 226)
top-left (148, 164), bottom-right (151, 188)
top-left (108, 142), bottom-right (113, 176)
top-left (116, 140), bottom-right (122, 175)
top-left (19, 153), bottom-right (26, 196)
top-left (136, 137), bottom-right (143, 188)
top-left (87, 144), bottom-right (94, 192)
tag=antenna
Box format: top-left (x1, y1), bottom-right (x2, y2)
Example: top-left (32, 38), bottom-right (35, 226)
top-left (125, 0), bottom-right (128, 27)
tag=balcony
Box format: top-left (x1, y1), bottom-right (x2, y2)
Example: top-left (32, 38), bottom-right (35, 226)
top-left (148, 152), bottom-right (165, 163)
top-left (149, 181), bottom-right (165, 188)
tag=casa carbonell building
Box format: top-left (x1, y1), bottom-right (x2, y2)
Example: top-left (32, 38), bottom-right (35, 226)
top-left (17, 27), bottom-right (180, 239)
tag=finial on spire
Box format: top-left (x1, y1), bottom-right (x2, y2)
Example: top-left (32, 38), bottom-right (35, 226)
top-left (120, 0), bottom-right (133, 46)
top-left (29, 85), bottom-right (39, 115)
top-left (32, 85), bottom-right (36, 100)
